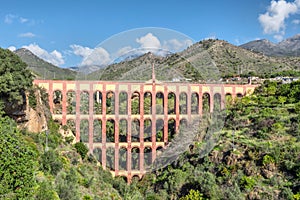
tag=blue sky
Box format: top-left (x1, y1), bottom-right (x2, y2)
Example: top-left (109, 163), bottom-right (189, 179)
top-left (1, 0), bottom-right (300, 68)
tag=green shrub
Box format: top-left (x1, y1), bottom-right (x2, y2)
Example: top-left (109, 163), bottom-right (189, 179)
top-left (74, 142), bottom-right (88, 159)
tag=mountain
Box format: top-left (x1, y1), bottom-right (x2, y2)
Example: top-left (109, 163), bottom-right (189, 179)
top-left (14, 48), bottom-right (76, 80)
top-left (240, 34), bottom-right (300, 57)
top-left (86, 39), bottom-right (300, 81)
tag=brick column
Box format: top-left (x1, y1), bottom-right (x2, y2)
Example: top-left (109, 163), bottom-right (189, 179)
top-left (62, 81), bottom-right (67, 125)
top-left (127, 85), bottom-right (132, 177)
top-left (187, 85), bottom-right (192, 122)
top-left (163, 85), bottom-right (168, 143)
top-left (175, 86), bottom-right (180, 133)
top-left (114, 85), bottom-right (120, 174)
top-left (199, 86), bottom-right (203, 116)
top-left (101, 84), bottom-right (107, 170)
top-left (151, 84), bottom-right (157, 161)
top-left (209, 86), bottom-right (214, 113)
top-left (221, 85), bottom-right (225, 110)
top-left (48, 81), bottom-right (54, 114)
top-left (139, 85), bottom-right (144, 172)
top-left (75, 82), bottom-right (81, 142)
top-left (88, 83), bottom-right (94, 153)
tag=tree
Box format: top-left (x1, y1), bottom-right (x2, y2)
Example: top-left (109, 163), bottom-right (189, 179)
top-left (0, 48), bottom-right (33, 114)
top-left (0, 117), bottom-right (37, 199)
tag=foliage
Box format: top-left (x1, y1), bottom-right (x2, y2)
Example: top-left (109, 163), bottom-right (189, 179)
top-left (0, 117), bottom-right (38, 199)
top-left (180, 189), bottom-right (205, 200)
top-left (40, 150), bottom-right (63, 175)
top-left (74, 142), bottom-right (89, 159)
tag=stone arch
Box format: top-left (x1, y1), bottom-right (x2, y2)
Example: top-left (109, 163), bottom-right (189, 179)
top-left (144, 147), bottom-right (152, 167)
top-left (106, 91), bottom-right (115, 114)
top-left (119, 91), bottom-right (128, 115)
top-left (80, 119), bottom-right (89, 143)
top-left (106, 147), bottom-right (115, 170)
top-left (144, 118), bottom-right (152, 142)
top-left (131, 91), bottom-right (140, 115)
top-left (202, 93), bottom-right (210, 114)
top-left (213, 93), bottom-right (221, 112)
top-left (131, 147), bottom-right (140, 170)
top-left (119, 147), bottom-right (127, 170)
top-left (191, 92), bottom-right (199, 114)
top-left (168, 118), bottom-right (176, 141)
top-left (93, 119), bottom-right (102, 142)
top-left (225, 93), bottom-right (233, 106)
top-left (119, 119), bottom-right (127, 142)
top-left (93, 148), bottom-right (102, 163)
top-left (156, 92), bottom-right (164, 114)
top-left (179, 92), bottom-right (187, 114)
top-left (106, 119), bottom-right (115, 142)
top-left (131, 119), bottom-right (140, 142)
top-left (93, 91), bottom-right (102, 114)
top-left (156, 146), bottom-right (163, 158)
top-left (156, 119), bottom-right (164, 142)
top-left (131, 175), bottom-right (140, 182)
top-left (168, 92), bottom-right (176, 114)
top-left (53, 90), bottom-right (62, 114)
top-left (237, 93), bottom-right (243, 98)
top-left (80, 91), bottom-right (89, 114)
top-left (144, 92), bottom-right (152, 115)
top-left (180, 118), bottom-right (188, 130)
top-left (66, 90), bottom-right (76, 114)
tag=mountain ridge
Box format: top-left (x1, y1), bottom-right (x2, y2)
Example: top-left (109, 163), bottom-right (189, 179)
top-left (240, 34), bottom-right (300, 57)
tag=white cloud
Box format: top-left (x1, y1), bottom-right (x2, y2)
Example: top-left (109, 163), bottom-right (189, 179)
top-left (4, 14), bottom-right (17, 24)
top-left (22, 44), bottom-right (64, 66)
top-left (18, 32), bottom-right (36, 38)
top-left (116, 46), bottom-right (133, 57)
top-left (136, 33), bottom-right (161, 49)
top-left (292, 19), bottom-right (300, 24)
top-left (70, 44), bottom-right (111, 66)
top-left (7, 46), bottom-right (16, 51)
top-left (70, 44), bottom-right (93, 58)
top-left (162, 39), bottom-right (193, 52)
top-left (259, 0), bottom-right (300, 40)
top-left (274, 34), bottom-right (284, 41)
top-left (20, 17), bottom-right (28, 23)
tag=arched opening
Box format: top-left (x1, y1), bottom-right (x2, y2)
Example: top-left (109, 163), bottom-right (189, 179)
top-left (191, 93), bottom-right (199, 114)
top-left (93, 91), bottom-right (102, 114)
top-left (213, 93), bottom-right (221, 112)
top-left (119, 92), bottom-right (128, 115)
top-left (180, 118), bottom-right (188, 130)
top-left (156, 146), bottom-right (163, 158)
top-left (144, 119), bottom-right (152, 142)
top-left (93, 119), bottom-right (102, 142)
top-left (106, 91), bottom-right (115, 114)
top-left (168, 92), bottom-right (176, 114)
top-left (80, 91), bottom-right (89, 114)
top-left (131, 147), bottom-right (140, 170)
top-left (132, 175), bottom-right (140, 182)
top-left (66, 119), bottom-right (75, 136)
top-left (119, 119), bottom-right (127, 142)
top-left (106, 147), bottom-right (115, 170)
top-left (93, 148), bottom-right (102, 163)
top-left (179, 92), bottom-right (187, 114)
top-left (67, 91), bottom-right (76, 114)
top-left (131, 91), bottom-right (140, 115)
top-left (53, 90), bottom-right (62, 114)
top-left (119, 147), bottom-right (127, 170)
top-left (131, 119), bottom-right (140, 142)
top-left (202, 93), bottom-right (210, 114)
top-left (168, 119), bottom-right (176, 141)
top-left (225, 93), bottom-right (233, 107)
top-left (156, 92), bottom-right (164, 114)
top-left (144, 147), bottom-right (152, 167)
top-left (237, 93), bottom-right (243, 98)
top-left (106, 119), bottom-right (115, 142)
top-left (80, 119), bottom-right (89, 143)
top-left (144, 92), bottom-right (152, 115)
top-left (156, 119), bottom-right (164, 142)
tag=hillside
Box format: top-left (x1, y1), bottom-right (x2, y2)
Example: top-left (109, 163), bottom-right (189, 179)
top-left (86, 39), bottom-right (300, 81)
top-left (14, 48), bottom-right (76, 80)
top-left (240, 34), bottom-right (300, 57)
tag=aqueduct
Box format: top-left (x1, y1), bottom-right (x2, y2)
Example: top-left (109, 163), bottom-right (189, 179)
top-left (34, 78), bottom-right (257, 182)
